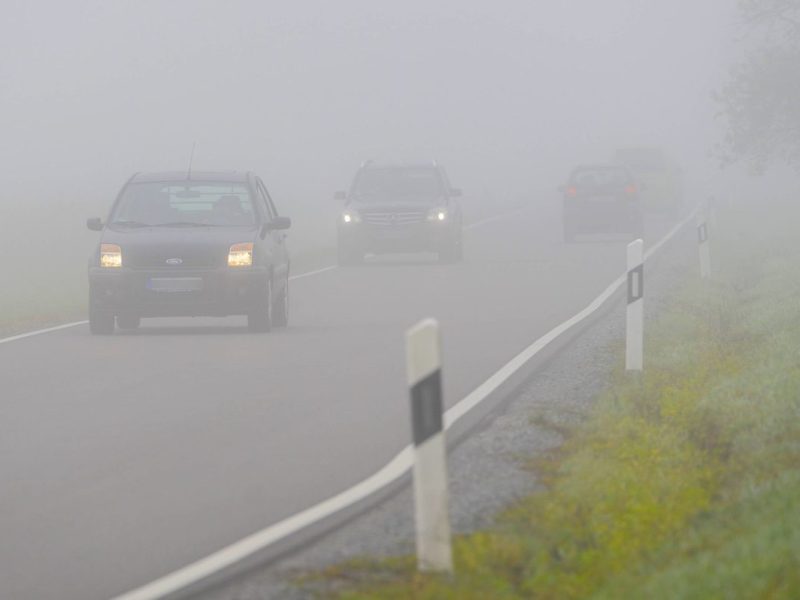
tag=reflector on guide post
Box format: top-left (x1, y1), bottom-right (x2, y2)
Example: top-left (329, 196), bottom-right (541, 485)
top-left (406, 319), bottom-right (453, 574)
top-left (626, 239), bottom-right (644, 372)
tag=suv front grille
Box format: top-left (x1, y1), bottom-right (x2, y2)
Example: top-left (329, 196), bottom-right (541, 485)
top-left (361, 210), bottom-right (427, 226)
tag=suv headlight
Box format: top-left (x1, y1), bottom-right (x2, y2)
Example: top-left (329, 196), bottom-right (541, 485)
top-left (228, 242), bottom-right (254, 267)
top-left (100, 243), bottom-right (122, 268)
top-left (342, 210), bottom-right (361, 224)
top-left (427, 208), bottom-right (447, 222)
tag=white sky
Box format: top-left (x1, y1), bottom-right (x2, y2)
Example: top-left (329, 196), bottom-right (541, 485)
top-left (1, 0), bottom-right (737, 205)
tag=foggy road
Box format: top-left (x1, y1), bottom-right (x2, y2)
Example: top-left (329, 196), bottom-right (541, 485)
top-left (1, 203), bottom-right (675, 600)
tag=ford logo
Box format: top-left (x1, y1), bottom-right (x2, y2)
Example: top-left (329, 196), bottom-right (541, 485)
top-left (165, 258), bottom-right (183, 265)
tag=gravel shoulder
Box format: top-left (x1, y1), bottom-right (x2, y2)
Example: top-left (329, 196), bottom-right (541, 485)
top-left (199, 227), bottom-right (694, 600)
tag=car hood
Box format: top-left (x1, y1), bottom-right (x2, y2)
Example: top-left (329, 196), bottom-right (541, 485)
top-left (101, 225), bottom-right (258, 269)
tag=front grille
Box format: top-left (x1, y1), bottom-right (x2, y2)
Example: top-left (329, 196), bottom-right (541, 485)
top-left (127, 250), bottom-right (223, 269)
top-left (361, 210), bottom-right (427, 226)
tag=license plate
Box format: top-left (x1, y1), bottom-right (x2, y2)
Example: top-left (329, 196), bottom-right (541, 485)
top-left (146, 277), bottom-right (204, 293)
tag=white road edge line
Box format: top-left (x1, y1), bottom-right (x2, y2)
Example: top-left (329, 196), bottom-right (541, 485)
top-left (0, 210), bottom-right (517, 347)
top-left (0, 267), bottom-right (340, 345)
top-left (0, 321), bottom-right (90, 346)
top-left (111, 209), bottom-right (697, 600)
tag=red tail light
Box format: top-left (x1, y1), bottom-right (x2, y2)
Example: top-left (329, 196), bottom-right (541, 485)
top-left (566, 186), bottom-right (577, 198)
top-left (625, 184), bottom-right (638, 195)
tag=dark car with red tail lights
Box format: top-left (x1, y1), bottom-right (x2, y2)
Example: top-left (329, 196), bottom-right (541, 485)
top-left (560, 164), bottom-right (644, 242)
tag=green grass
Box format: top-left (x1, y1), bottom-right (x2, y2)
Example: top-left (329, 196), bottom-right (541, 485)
top-left (308, 199), bottom-right (800, 599)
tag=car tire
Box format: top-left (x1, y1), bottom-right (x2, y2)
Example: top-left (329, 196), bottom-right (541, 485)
top-left (272, 275), bottom-right (289, 328)
top-left (89, 297), bottom-right (115, 335)
top-left (248, 277), bottom-right (273, 333)
top-left (117, 315), bottom-right (141, 330)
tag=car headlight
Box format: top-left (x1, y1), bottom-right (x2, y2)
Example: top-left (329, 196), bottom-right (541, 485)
top-left (427, 208), bottom-right (447, 222)
top-left (100, 243), bottom-right (122, 268)
top-left (342, 211), bottom-right (361, 224)
top-left (228, 242), bottom-right (254, 267)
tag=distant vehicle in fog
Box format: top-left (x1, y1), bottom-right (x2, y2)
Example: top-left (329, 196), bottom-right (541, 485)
top-left (86, 171), bottom-right (291, 334)
top-left (613, 147), bottom-right (684, 217)
top-left (335, 161), bottom-right (463, 264)
top-left (560, 164), bottom-right (644, 243)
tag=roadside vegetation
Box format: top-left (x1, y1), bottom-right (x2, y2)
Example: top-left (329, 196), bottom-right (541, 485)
top-left (311, 199), bottom-right (800, 599)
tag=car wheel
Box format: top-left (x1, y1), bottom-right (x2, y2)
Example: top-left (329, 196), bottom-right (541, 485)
top-left (248, 277), bottom-right (273, 333)
top-left (117, 315), bottom-right (141, 330)
top-left (89, 296), bottom-right (115, 335)
top-left (272, 275), bottom-right (289, 328)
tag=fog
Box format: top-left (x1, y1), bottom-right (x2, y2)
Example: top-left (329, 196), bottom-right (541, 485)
top-left (3, 1), bottom-right (736, 210)
top-left (8, 3), bottom-right (790, 599)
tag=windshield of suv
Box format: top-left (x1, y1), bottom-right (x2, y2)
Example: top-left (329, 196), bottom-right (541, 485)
top-left (111, 182), bottom-right (257, 227)
top-left (351, 167), bottom-right (443, 202)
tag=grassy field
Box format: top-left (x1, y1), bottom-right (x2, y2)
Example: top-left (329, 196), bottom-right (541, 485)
top-left (308, 198), bottom-right (800, 599)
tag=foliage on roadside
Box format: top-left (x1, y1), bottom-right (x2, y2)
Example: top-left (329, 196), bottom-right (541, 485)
top-left (716, 0), bottom-right (800, 171)
top-left (312, 203), bottom-right (800, 599)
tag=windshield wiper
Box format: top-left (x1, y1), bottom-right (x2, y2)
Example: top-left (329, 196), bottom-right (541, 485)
top-left (111, 220), bottom-right (152, 228)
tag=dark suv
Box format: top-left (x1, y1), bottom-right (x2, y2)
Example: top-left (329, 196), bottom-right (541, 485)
top-left (560, 164), bottom-right (644, 242)
top-left (335, 161), bottom-right (463, 264)
top-left (86, 171), bottom-right (291, 334)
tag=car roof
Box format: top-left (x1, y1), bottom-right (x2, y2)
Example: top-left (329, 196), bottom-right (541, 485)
top-left (129, 171), bottom-right (251, 184)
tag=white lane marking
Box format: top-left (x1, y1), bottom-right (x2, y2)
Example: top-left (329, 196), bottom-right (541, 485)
top-left (0, 266), bottom-right (341, 345)
top-left (111, 208), bottom-right (697, 600)
top-left (289, 265), bottom-right (337, 281)
top-left (464, 207), bottom-right (526, 231)
top-left (0, 321), bottom-right (89, 345)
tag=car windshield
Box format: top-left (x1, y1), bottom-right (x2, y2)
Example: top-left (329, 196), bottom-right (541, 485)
top-left (570, 167), bottom-right (631, 191)
top-left (351, 167), bottom-right (443, 202)
top-left (111, 182), bottom-right (257, 227)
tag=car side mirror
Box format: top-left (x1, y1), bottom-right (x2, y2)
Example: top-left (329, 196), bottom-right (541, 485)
top-left (266, 216), bottom-right (292, 231)
top-left (449, 188), bottom-right (463, 198)
top-left (87, 217), bottom-right (103, 231)
top-left (334, 191), bottom-right (347, 201)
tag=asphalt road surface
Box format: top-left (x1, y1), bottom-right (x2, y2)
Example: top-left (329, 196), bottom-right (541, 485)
top-left (0, 201), bottom-right (675, 599)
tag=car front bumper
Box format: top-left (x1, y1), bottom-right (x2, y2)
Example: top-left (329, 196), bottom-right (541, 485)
top-left (88, 266), bottom-right (269, 317)
top-left (338, 222), bottom-right (456, 254)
